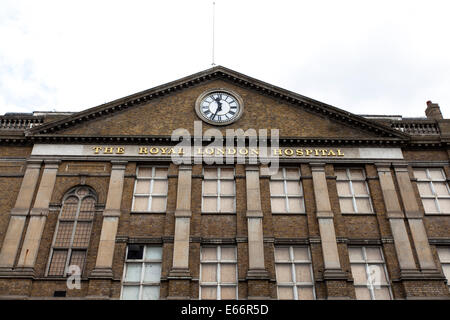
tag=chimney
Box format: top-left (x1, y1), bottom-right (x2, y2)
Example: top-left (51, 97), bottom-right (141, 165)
top-left (425, 101), bottom-right (443, 120)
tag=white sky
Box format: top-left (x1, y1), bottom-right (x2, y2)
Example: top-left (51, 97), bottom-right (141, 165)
top-left (1, 0), bottom-right (449, 118)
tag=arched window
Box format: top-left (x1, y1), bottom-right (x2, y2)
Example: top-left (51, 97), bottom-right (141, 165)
top-left (46, 186), bottom-right (97, 277)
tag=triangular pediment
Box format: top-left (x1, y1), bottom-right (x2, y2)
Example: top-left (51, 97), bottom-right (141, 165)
top-left (26, 66), bottom-right (409, 144)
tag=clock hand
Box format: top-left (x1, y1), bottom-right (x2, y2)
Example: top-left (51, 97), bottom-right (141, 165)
top-left (212, 97), bottom-right (222, 119)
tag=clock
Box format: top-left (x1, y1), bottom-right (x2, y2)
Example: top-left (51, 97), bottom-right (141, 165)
top-left (195, 88), bottom-right (244, 125)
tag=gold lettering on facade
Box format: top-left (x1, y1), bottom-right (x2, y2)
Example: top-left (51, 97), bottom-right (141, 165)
top-left (139, 147), bottom-right (148, 154)
top-left (116, 147), bottom-right (125, 154)
top-left (328, 150), bottom-right (336, 156)
top-left (296, 149), bottom-right (304, 156)
top-left (104, 147), bottom-right (113, 154)
top-left (337, 149), bottom-right (345, 156)
top-left (238, 148), bottom-right (248, 155)
top-left (93, 147), bottom-right (102, 154)
top-left (149, 147), bottom-right (159, 154)
top-left (305, 149), bottom-right (313, 156)
top-left (284, 149), bottom-right (294, 156)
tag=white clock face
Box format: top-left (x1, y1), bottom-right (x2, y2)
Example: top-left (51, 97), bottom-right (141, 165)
top-left (199, 91), bottom-right (241, 124)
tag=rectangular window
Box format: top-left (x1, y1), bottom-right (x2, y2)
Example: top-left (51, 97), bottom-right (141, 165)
top-left (132, 166), bottom-right (168, 212)
top-left (437, 247), bottom-right (450, 291)
top-left (121, 245), bottom-right (162, 300)
top-left (200, 246), bottom-right (238, 299)
top-left (202, 167), bottom-right (236, 213)
top-left (349, 246), bottom-right (392, 300)
top-left (270, 168), bottom-right (305, 213)
top-left (335, 168), bottom-right (373, 214)
top-left (413, 168), bottom-right (450, 214)
top-left (274, 246), bottom-right (315, 300)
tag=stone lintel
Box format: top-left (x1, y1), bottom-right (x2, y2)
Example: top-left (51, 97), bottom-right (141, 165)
top-left (102, 209), bottom-right (122, 217)
top-left (89, 267), bottom-right (114, 279)
top-left (246, 269), bottom-right (270, 280)
top-left (174, 209), bottom-right (192, 218)
top-left (316, 210), bottom-right (334, 219)
top-left (246, 210), bottom-right (263, 218)
top-left (323, 269), bottom-right (348, 281)
top-left (168, 268), bottom-right (192, 279)
top-left (10, 208), bottom-right (29, 216)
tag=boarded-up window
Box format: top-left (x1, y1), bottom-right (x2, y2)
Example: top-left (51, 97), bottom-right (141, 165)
top-left (132, 167), bottom-right (168, 212)
top-left (202, 168), bottom-right (236, 213)
top-left (414, 168), bottom-right (450, 214)
top-left (275, 246), bottom-right (315, 300)
top-left (47, 187), bottom-right (96, 277)
top-left (200, 246), bottom-right (237, 300)
top-left (349, 246), bottom-right (392, 300)
top-left (270, 168), bottom-right (305, 213)
top-left (121, 245), bottom-right (162, 300)
top-left (335, 168), bottom-right (373, 214)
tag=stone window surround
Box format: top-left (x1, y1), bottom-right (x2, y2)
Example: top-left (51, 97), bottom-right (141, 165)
top-left (45, 186), bottom-right (97, 277)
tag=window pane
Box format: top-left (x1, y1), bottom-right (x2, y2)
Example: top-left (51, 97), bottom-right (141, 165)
top-left (278, 287), bottom-right (294, 299)
top-left (60, 197), bottom-right (79, 219)
top-left (337, 181), bottom-right (351, 196)
top-left (286, 181), bottom-right (301, 195)
top-left (48, 250), bottom-right (68, 276)
top-left (288, 197), bottom-right (304, 213)
top-left (422, 198), bottom-right (438, 213)
top-left (438, 198), bottom-right (450, 213)
top-left (127, 245), bottom-right (144, 260)
top-left (334, 169), bottom-right (348, 180)
top-left (355, 198), bottom-right (372, 213)
top-left (351, 265), bottom-right (368, 284)
top-left (125, 263), bottom-right (142, 282)
top-left (221, 247), bottom-right (236, 261)
top-left (348, 247), bottom-right (364, 262)
top-left (133, 197), bottom-right (149, 211)
top-left (54, 222), bottom-right (74, 247)
top-left (270, 181), bottom-right (285, 195)
top-left (275, 248), bottom-right (290, 262)
top-left (145, 247), bottom-right (163, 260)
top-left (339, 198), bottom-right (354, 213)
top-left (276, 264), bottom-right (293, 283)
top-left (143, 263), bottom-right (161, 282)
top-left (355, 287), bottom-right (371, 300)
top-left (220, 264), bottom-right (236, 283)
top-left (271, 197), bottom-right (287, 213)
top-left (365, 247), bottom-right (383, 261)
top-left (428, 168), bottom-right (445, 180)
top-left (122, 286), bottom-right (140, 300)
top-left (79, 197), bottom-right (95, 219)
top-left (352, 181), bottom-right (368, 195)
top-left (201, 264), bottom-right (217, 282)
top-left (413, 169), bottom-right (428, 180)
top-left (293, 247), bottom-right (309, 261)
top-left (203, 180), bottom-right (217, 195)
top-left (437, 247), bottom-right (450, 262)
top-left (201, 286), bottom-right (217, 299)
top-left (271, 169), bottom-right (284, 179)
top-left (203, 197), bottom-right (217, 212)
top-left (69, 250), bottom-right (86, 273)
top-left (152, 180), bottom-right (168, 194)
top-left (151, 196), bottom-right (167, 212)
top-left (220, 286), bottom-right (236, 299)
top-left (417, 182), bottom-right (433, 196)
top-left (202, 247), bottom-right (217, 260)
top-left (220, 197), bottom-right (234, 212)
top-left (154, 168), bottom-right (167, 178)
top-left (373, 287), bottom-right (391, 300)
top-left (285, 168), bottom-right (300, 179)
top-left (72, 222), bottom-right (92, 248)
top-left (433, 182), bottom-right (449, 196)
top-left (295, 264), bottom-right (312, 282)
top-left (204, 168), bottom-right (217, 179)
top-left (220, 181), bottom-right (234, 195)
top-left (297, 287), bottom-right (314, 300)
top-left (142, 286), bottom-right (159, 300)
top-left (135, 180), bottom-right (150, 194)
top-left (350, 169), bottom-right (365, 180)
top-left (138, 167), bottom-right (152, 178)
top-left (367, 264), bottom-right (388, 285)
top-left (220, 168), bottom-right (234, 178)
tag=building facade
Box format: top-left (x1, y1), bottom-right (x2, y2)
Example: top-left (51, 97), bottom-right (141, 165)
top-left (0, 66), bottom-right (449, 299)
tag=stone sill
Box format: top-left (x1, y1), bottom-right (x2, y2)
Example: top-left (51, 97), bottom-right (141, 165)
top-left (130, 211), bottom-right (166, 214)
top-left (340, 212), bottom-right (376, 216)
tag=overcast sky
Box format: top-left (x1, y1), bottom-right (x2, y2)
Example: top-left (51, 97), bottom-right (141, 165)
top-left (1, 0), bottom-right (449, 118)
